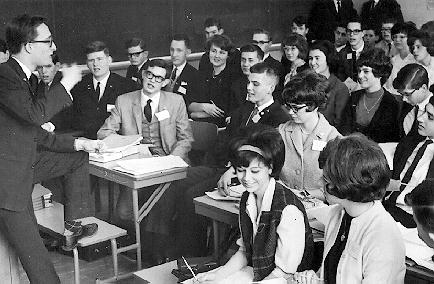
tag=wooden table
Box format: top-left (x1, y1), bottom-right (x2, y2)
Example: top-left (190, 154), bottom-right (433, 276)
top-left (89, 153), bottom-right (187, 275)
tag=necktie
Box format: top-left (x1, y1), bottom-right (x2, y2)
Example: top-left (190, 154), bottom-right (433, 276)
top-left (95, 82), bottom-right (101, 101)
top-left (337, 0), bottom-right (341, 12)
top-left (170, 67), bottom-right (178, 82)
top-left (351, 50), bottom-right (358, 81)
top-left (144, 99), bottom-right (152, 122)
top-left (246, 107), bottom-right (259, 126)
top-left (389, 140), bottom-right (433, 204)
top-left (387, 42), bottom-right (392, 55)
top-left (408, 105), bottom-right (420, 136)
top-left (29, 74), bottom-right (38, 94)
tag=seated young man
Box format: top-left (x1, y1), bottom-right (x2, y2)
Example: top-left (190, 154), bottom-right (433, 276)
top-left (375, 18), bottom-right (398, 58)
top-left (384, 95), bottom-right (434, 227)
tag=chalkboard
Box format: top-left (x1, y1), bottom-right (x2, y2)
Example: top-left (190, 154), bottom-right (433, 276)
top-left (0, 0), bottom-right (314, 64)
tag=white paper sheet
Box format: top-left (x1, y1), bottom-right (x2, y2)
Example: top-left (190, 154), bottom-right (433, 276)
top-left (100, 134), bottom-right (142, 153)
top-left (115, 155), bottom-right (188, 175)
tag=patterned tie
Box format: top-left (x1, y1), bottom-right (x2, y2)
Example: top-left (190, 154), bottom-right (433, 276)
top-left (246, 107), bottom-right (259, 126)
top-left (388, 140), bottom-right (433, 204)
top-left (95, 82), bottom-right (101, 101)
top-left (170, 67), bottom-right (178, 82)
top-left (144, 99), bottom-right (152, 122)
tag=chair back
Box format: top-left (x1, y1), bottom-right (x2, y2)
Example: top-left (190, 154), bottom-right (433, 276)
top-left (190, 120), bottom-right (218, 151)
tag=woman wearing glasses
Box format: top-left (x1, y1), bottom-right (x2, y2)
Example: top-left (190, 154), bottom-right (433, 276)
top-left (339, 48), bottom-right (400, 142)
top-left (196, 125), bottom-right (314, 283)
top-left (279, 69), bottom-right (340, 200)
top-left (294, 134), bottom-right (406, 284)
top-left (308, 40), bottom-right (349, 126)
top-left (280, 33), bottom-right (310, 85)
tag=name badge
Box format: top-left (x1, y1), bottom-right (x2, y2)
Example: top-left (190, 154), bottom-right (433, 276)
top-left (131, 77), bottom-right (138, 82)
top-left (346, 53), bottom-right (353, 60)
top-left (252, 113), bottom-right (260, 123)
top-left (155, 109), bottom-right (170, 121)
top-left (107, 104), bottom-right (115, 112)
top-left (178, 86), bottom-right (187, 95)
top-left (312, 140), bottom-right (327, 151)
top-left (181, 81), bottom-right (188, 86)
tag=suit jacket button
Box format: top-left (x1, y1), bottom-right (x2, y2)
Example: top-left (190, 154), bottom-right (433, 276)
top-left (295, 169), bottom-right (301, 175)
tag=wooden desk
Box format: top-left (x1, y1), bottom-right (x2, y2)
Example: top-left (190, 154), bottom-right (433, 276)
top-left (89, 153), bottom-right (187, 274)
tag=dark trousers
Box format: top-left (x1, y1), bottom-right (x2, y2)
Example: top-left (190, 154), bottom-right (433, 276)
top-left (0, 150), bottom-right (91, 283)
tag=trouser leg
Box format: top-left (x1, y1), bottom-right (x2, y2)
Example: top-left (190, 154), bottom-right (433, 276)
top-left (0, 201), bottom-right (60, 284)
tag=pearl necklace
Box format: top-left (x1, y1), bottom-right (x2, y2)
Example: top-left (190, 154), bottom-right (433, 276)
top-left (363, 93), bottom-right (383, 113)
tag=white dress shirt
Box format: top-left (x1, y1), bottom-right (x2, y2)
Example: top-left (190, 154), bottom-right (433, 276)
top-left (141, 90), bottom-right (161, 117)
top-left (93, 72), bottom-right (110, 101)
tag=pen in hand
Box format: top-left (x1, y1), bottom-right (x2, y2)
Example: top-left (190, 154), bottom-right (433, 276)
top-left (182, 256), bottom-right (199, 281)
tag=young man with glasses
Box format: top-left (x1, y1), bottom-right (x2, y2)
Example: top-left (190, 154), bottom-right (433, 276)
top-left (252, 28), bottom-right (283, 80)
top-left (71, 41), bottom-right (137, 139)
top-left (337, 17), bottom-right (368, 92)
top-left (125, 37), bottom-right (149, 87)
top-left (375, 18), bottom-right (398, 57)
top-left (97, 59), bottom-right (193, 261)
top-left (0, 14), bottom-right (105, 283)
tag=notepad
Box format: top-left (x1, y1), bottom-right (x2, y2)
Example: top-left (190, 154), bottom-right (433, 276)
top-left (89, 145), bottom-right (139, 163)
top-left (114, 155), bottom-right (189, 176)
top-left (100, 134), bottom-right (142, 153)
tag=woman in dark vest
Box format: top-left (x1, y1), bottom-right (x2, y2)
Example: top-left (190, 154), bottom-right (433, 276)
top-left (196, 124), bottom-right (314, 282)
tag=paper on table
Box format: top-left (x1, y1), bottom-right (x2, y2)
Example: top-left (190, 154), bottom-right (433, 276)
top-left (308, 204), bottom-right (338, 226)
top-left (397, 222), bottom-right (434, 271)
top-left (182, 266), bottom-right (254, 284)
top-left (205, 190), bottom-right (240, 201)
top-left (100, 134), bottom-right (142, 153)
top-left (378, 142), bottom-right (398, 170)
top-left (115, 155), bottom-right (188, 175)
top-left (134, 260), bottom-right (178, 283)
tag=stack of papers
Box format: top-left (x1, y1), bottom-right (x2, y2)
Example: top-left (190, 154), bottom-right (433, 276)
top-left (32, 184), bottom-right (53, 211)
top-left (89, 145), bottom-right (139, 163)
top-left (114, 155), bottom-right (189, 176)
top-left (89, 134), bottom-right (142, 162)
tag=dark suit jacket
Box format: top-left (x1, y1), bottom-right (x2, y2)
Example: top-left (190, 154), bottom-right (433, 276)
top-left (125, 62), bottom-right (148, 89)
top-left (0, 58), bottom-right (74, 211)
top-left (166, 63), bottom-right (199, 108)
top-left (71, 73), bottom-right (137, 139)
top-left (230, 75), bottom-right (248, 110)
top-left (308, 0), bottom-right (358, 42)
top-left (360, 0), bottom-right (403, 29)
top-left (338, 88), bottom-right (400, 142)
top-left (337, 44), bottom-right (371, 82)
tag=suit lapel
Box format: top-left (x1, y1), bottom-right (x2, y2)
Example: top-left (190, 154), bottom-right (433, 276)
top-left (7, 59), bottom-right (33, 94)
top-left (132, 91), bottom-right (143, 134)
top-left (286, 124), bottom-right (303, 157)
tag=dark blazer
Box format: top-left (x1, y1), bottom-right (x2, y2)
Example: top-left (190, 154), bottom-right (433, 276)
top-left (264, 55), bottom-right (284, 102)
top-left (360, 0), bottom-right (404, 29)
top-left (0, 58), bottom-right (74, 211)
top-left (308, 0), bottom-right (358, 42)
top-left (125, 62), bottom-right (148, 89)
top-left (264, 55), bottom-right (284, 77)
top-left (320, 73), bottom-right (350, 126)
top-left (337, 44), bottom-right (371, 82)
top-left (198, 49), bottom-right (243, 79)
top-left (230, 75), bottom-right (249, 110)
top-left (338, 88), bottom-right (400, 142)
top-left (71, 72), bottom-right (137, 139)
top-left (166, 63), bottom-right (199, 108)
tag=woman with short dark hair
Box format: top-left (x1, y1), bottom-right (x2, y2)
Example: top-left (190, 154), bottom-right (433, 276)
top-left (281, 33), bottom-right (310, 85)
top-left (196, 125), bottom-right (314, 282)
top-left (295, 134), bottom-right (406, 284)
top-left (339, 48), bottom-right (400, 142)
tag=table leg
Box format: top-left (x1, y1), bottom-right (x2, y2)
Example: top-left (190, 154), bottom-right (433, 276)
top-left (213, 220), bottom-right (219, 260)
top-left (132, 189), bottom-right (142, 270)
top-left (108, 182), bottom-right (115, 222)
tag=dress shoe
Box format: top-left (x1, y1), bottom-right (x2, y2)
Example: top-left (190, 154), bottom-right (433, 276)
top-left (62, 223), bottom-right (98, 251)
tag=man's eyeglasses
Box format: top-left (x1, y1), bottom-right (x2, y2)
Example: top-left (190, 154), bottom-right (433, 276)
top-left (284, 103), bottom-right (308, 113)
top-left (252, 40), bottom-right (270, 45)
top-left (346, 29), bottom-right (362, 35)
top-left (398, 89), bottom-right (417, 97)
top-left (144, 71), bottom-right (165, 83)
top-left (128, 50), bottom-right (145, 58)
top-left (29, 38), bottom-right (54, 48)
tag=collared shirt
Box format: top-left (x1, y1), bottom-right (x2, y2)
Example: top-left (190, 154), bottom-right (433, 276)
top-left (404, 93), bottom-right (433, 134)
top-left (263, 53), bottom-right (271, 61)
top-left (141, 90), bottom-right (161, 117)
top-left (93, 72), bottom-right (110, 100)
top-left (172, 61), bottom-right (187, 79)
top-left (334, 0), bottom-right (341, 12)
top-left (336, 45), bottom-right (346, 53)
top-left (137, 60), bottom-right (147, 72)
top-left (256, 98), bottom-right (274, 113)
top-left (397, 138), bottom-right (434, 205)
top-left (236, 178), bottom-right (306, 276)
top-left (352, 41), bottom-right (365, 60)
top-left (385, 54), bottom-right (416, 95)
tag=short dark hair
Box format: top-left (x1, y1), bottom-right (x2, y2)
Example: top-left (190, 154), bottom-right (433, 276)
top-left (282, 69), bottom-right (328, 109)
top-left (381, 17), bottom-right (398, 26)
top-left (252, 28), bottom-right (272, 41)
top-left (347, 16), bottom-right (362, 26)
top-left (0, 38), bottom-right (8, 53)
top-left (6, 14), bottom-right (47, 54)
top-left (421, 20), bottom-right (434, 38)
top-left (363, 22), bottom-right (381, 36)
top-left (309, 40), bottom-right (339, 74)
top-left (204, 17), bottom-right (222, 29)
top-left (335, 21), bottom-right (348, 30)
top-left (172, 33), bottom-right (191, 49)
top-left (250, 62), bottom-right (279, 86)
top-left (292, 15), bottom-right (308, 27)
top-left (391, 22), bottom-right (417, 37)
top-left (320, 134), bottom-right (391, 202)
top-left (85, 41), bottom-right (109, 56)
top-left (405, 179), bottom-right (434, 233)
top-left (393, 63), bottom-right (429, 90)
top-left (229, 124), bottom-right (285, 179)
top-left (146, 58), bottom-right (171, 79)
top-left (281, 33), bottom-right (308, 60)
top-left (408, 30), bottom-right (434, 56)
top-left (357, 48), bottom-right (392, 85)
top-left (240, 44), bottom-right (264, 60)
top-left (124, 37), bottom-right (146, 50)
top-left (51, 51), bottom-right (59, 64)
top-left (206, 34), bottom-right (235, 55)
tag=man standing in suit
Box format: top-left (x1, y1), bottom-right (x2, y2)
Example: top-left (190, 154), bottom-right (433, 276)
top-left (0, 14), bottom-right (104, 283)
top-left (125, 37), bottom-right (149, 88)
top-left (360, 0), bottom-right (403, 30)
top-left (72, 41), bottom-right (137, 139)
top-left (165, 33), bottom-right (199, 109)
top-left (308, 0), bottom-right (358, 42)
